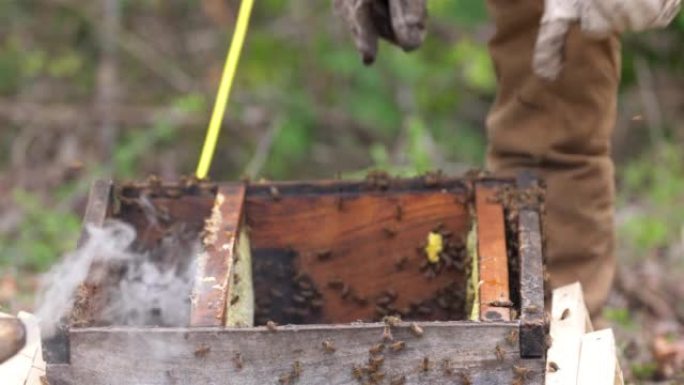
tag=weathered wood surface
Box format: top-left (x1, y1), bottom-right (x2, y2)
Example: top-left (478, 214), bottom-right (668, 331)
top-left (44, 180), bottom-right (113, 365)
top-left (475, 183), bottom-right (511, 322)
top-left (517, 173), bottom-right (546, 358)
top-left (545, 282), bottom-right (590, 385)
top-left (577, 329), bottom-right (622, 385)
top-left (48, 322), bottom-right (544, 385)
top-left (190, 184), bottom-right (246, 326)
top-left (246, 187), bottom-right (470, 323)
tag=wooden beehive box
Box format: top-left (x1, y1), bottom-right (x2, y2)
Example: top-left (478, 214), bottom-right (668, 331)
top-left (43, 174), bottom-right (547, 385)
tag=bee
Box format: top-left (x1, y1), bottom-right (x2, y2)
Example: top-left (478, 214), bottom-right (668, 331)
top-left (389, 341), bottom-right (405, 352)
top-left (269, 186), bottom-right (281, 201)
top-left (525, 305), bottom-right (540, 314)
top-left (316, 249), bottom-right (333, 261)
top-left (336, 196), bottom-right (345, 211)
top-left (513, 365), bottom-right (532, 384)
top-left (390, 374), bottom-right (406, 385)
top-left (327, 278), bottom-right (344, 290)
top-left (547, 361), bottom-right (559, 373)
top-left (322, 340), bottom-right (336, 353)
top-left (230, 295), bottom-right (240, 305)
top-left (368, 354), bottom-right (385, 369)
top-left (291, 361), bottom-right (302, 378)
top-left (292, 294), bottom-right (307, 304)
top-left (351, 365), bottom-right (364, 380)
top-left (369, 343), bottom-right (385, 355)
top-left (194, 345), bottom-right (210, 358)
top-left (232, 352), bottom-right (244, 370)
top-left (352, 293), bottom-right (368, 307)
top-left (370, 371), bottom-right (386, 382)
top-left (394, 256), bottom-right (409, 271)
top-left (277, 373), bottom-right (291, 385)
top-left (233, 273), bottom-right (241, 285)
top-left (383, 315), bottom-right (401, 327)
top-left (409, 323), bottom-right (424, 337)
top-left (419, 356), bottom-right (431, 372)
top-left (383, 226), bottom-right (398, 238)
top-left (560, 308), bottom-right (571, 320)
top-left (459, 371), bottom-right (472, 385)
top-left (341, 284), bottom-right (351, 299)
top-left (266, 320), bottom-right (278, 332)
top-left (384, 289), bottom-right (398, 301)
top-left (382, 326), bottom-right (394, 341)
top-left (495, 345), bottom-right (505, 362)
top-left (436, 359), bottom-right (451, 376)
top-left (505, 329), bottom-right (518, 346)
top-left (395, 205), bottom-right (403, 221)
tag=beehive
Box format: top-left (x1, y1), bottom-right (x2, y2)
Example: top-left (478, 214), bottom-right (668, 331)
top-left (43, 174), bottom-right (547, 385)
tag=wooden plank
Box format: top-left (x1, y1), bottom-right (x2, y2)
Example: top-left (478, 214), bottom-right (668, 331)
top-left (577, 329), bottom-right (620, 385)
top-left (246, 189), bottom-right (471, 324)
top-left (77, 179), bottom-right (113, 246)
top-left (191, 184), bottom-right (246, 326)
top-left (55, 322), bottom-right (544, 385)
top-left (44, 180), bottom-right (113, 365)
top-left (475, 183), bottom-right (511, 322)
top-left (545, 282), bottom-right (589, 385)
top-left (517, 173), bottom-right (546, 358)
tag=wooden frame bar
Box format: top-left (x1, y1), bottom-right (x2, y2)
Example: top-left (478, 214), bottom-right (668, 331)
top-left (190, 184), bottom-right (246, 326)
top-left (517, 173), bottom-right (546, 358)
top-left (47, 322), bottom-right (544, 385)
top-left (475, 182), bottom-right (511, 322)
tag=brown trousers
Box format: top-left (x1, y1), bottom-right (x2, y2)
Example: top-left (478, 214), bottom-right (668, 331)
top-left (486, 0), bottom-right (620, 316)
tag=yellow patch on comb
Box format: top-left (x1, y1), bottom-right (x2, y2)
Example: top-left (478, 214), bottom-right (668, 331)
top-left (425, 232), bottom-right (443, 264)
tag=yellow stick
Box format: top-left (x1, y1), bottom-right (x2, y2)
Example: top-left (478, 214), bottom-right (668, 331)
top-left (195, 0), bottom-right (255, 179)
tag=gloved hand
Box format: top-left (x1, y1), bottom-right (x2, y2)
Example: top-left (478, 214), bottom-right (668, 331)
top-left (333, 0), bottom-right (428, 65)
top-left (534, 0), bottom-right (681, 79)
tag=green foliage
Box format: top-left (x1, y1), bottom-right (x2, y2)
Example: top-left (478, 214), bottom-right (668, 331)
top-left (618, 143), bottom-right (684, 254)
top-left (602, 307), bottom-right (636, 330)
top-left (0, 190), bottom-right (81, 272)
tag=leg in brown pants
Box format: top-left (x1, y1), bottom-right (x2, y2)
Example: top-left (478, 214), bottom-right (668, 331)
top-left (486, 0), bottom-right (621, 316)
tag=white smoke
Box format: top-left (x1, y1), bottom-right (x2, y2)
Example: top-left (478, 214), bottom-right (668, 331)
top-left (35, 219), bottom-right (198, 337)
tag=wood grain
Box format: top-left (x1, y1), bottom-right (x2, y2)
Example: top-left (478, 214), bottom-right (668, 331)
top-left (191, 184), bottom-right (246, 326)
top-left (50, 322), bottom-right (544, 385)
top-left (475, 183), bottom-right (511, 322)
top-left (246, 189), bottom-right (470, 323)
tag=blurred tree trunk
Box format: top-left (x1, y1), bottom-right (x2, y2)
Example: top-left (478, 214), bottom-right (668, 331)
top-left (96, 0), bottom-right (121, 167)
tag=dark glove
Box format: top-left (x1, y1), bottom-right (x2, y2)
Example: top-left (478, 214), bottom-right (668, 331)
top-left (333, 0), bottom-right (428, 65)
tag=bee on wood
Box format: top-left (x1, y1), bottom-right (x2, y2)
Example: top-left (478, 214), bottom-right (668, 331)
top-left (368, 354), bottom-right (385, 369)
top-left (266, 320), bottom-right (278, 332)
top-left (383, 226), bottom-right (398, 238)
top-left (230, 295), bottom-right (240, 305)
top-left (495, 344), bottom-right (505, 362)
top-left (459, 371), bottom-right (472, 385)
top-left (394, 256), bottom-right (409, 271)
top-left (310, 299), bottom-right (324, 309)
top-left (232, 352), bottom-right (244, 370)
top-left (370, 371), bottom-right (386, 382)
top-left (369, 343), bottom-right (385, 355)
top-left (382, 325), bottom-right (394, 341)
top-left (383, 315), bottom-right (401, 327)
top-left (390, 374), bottom-right (406, 385)
top-left (506, 330), bottom-right (518, 346)
top-left (233, 273), bottom-right (241, 285)
top-left (291, 361), bottom-right (302, 378)
top-left (488, 300), bottom-right (515, 308)
top-left (560, 308), bottom-right (571, 320)
top-left (351, 365), bottom-right (364, 380)
top-left (341, 284), bottom-right (351, 299)
top-left (389, 341), bottom-right (405, 352)
top-left (327, 278), bottom-right (344, 290)
top-left (269, 186), bottom-right (281, 201)
top-left (194, 345), bottom-right (210, 358)
top-left (547, 361), bottom-right (559, 373)
top-left (525, 305), bottom-right (540, 314)
top-left (352, 293), bottom-right (368, 307)
top-left (513, 365), bottom-right (532, 384)
top-left (395, 205), bottom-right (403, 221)
top-left (419, 356), bottom-right (431, 372)
top-left (441, 358), bottom-right (453, 376)
top-left (409, 323), bottom-right (424, 337)
top-left (292, 294), bottom-right (307, 304)
top-left (316, 249), bottom-right (333, 261)
top-left (322, 340), bottom-right (336, 353)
